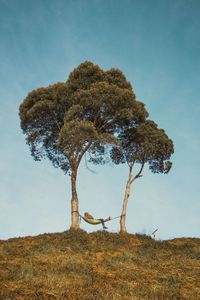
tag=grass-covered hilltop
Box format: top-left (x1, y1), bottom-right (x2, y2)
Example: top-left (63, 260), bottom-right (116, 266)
top-left (0, 230), bottom-right (199, 300)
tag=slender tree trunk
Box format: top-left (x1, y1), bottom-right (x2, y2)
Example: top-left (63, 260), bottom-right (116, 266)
top-left (120, 161), bottom-right (144, 233)
top-left (67, 143), bottom-right (91, 230)
top-left (120, 177), bottom-right (132, 233)
top-left (70, 168), bottom-right (80, 230)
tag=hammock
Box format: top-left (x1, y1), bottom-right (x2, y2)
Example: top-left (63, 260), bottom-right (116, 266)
top-left (78, 212), bottom-right (122, 230)
top-left (80, 215), bottom-right (111, 225)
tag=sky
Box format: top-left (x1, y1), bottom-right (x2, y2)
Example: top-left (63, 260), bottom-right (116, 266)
top-left (0, 0), bottom-right (200, 240)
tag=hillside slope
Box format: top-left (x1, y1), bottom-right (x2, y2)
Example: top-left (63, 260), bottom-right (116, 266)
top-left (0, 230), bottom-right (199, 300)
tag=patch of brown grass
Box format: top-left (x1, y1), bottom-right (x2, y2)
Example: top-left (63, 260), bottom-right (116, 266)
top-left (0, 231), bottom-right (199, 299)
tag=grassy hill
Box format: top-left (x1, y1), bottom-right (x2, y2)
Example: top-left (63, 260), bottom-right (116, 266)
top-left (0, 230), bottom-right (199, 300)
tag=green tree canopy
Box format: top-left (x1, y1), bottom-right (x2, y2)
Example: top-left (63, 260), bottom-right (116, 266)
top-left (19, 61), bottom-right (148, 229)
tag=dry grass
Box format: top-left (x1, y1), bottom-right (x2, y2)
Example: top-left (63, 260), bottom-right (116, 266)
top-left (0, 230), bottom-right (199, 299)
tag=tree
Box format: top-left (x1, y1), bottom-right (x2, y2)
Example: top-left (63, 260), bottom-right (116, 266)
top-left (111, 120), bottom-right (174, 232)
top-left (19, 61), bottom-right (148, 230)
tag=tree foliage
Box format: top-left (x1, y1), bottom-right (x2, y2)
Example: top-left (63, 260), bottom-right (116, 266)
top-left (111, 120), bottom-right (174, 174)
top-left (19, 61), bottom-right (147, 173)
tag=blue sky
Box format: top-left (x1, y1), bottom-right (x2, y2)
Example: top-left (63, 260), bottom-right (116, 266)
top-left (0, 0), bottom-right (200, 240)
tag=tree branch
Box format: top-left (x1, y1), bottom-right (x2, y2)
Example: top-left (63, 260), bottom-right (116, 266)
top-left (77, 142), bottom-right (92, 167)
top-left (128, 160), bottom-right (135, 181)
top-left (66, 151), bottom-right (76, 171)
top-left (131, 160), bottom-right (145, 184)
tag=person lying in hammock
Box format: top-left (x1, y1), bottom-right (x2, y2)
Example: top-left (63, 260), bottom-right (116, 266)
top-left (84, 212), bottom-right (108, 230)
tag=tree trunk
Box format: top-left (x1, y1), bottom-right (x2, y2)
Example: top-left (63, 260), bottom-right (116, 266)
top-left (120, 161), bottom-right (144, 233)
top-left (67, 144), bottom-right (91, 230)
top-left (120, 178), bottom-right (132, 233)
top-left (70, 168), bottom-right (80, 230)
